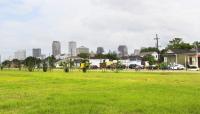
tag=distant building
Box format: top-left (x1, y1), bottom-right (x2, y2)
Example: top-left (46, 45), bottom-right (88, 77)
top-left (52, 41), bottom-right (61, 57)
top-left (96, 47), bottom-right (104, 54)
top-left (133, 49), bottom-right (140, 56)
top-left (40, 54), bottom-right (46, 60)
top-left (14, 50), bottom-right (26, 60)
top-left (32, 48), bottom-right (41, 58)
top-left (118, 45), bottom-right (128, 58)
top-left (76, 46), bottom-right (89, 55)
top-left (68, 41), bottom-right (77, 57)
top-left (90, 51), bottom-right (96, 58)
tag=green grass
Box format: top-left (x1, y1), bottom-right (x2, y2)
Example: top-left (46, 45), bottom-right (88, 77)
top-left (0, 70), bottom-right (200, 114)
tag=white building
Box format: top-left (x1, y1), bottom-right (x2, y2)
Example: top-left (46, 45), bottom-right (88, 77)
top-left (76, 46), bottom-right (89, 55)
top-left (140, 51), bottom-right (159, 61)
top-left (68, 41), bottom-right (77, 57)
top-left (14, 50), bottom-right (26, 60)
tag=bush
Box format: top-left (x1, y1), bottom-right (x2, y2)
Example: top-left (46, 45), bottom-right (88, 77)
top-left (83, 68), bottom-right (87, 73)
top-left (64, 67), bottom-right (69, 73)
top-left (43, 63), bottom-right (48, 72)
top-left (159, 63), bottom-right (168, 70)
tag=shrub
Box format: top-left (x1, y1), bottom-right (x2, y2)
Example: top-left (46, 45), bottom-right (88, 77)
top-left (64, 67), bottom-right (69, 73)
top-left (43, 63), bottom-right (48, 72)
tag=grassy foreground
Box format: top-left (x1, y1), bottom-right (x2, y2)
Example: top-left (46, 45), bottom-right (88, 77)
top-left (0, 70), bottom-right (200, 114)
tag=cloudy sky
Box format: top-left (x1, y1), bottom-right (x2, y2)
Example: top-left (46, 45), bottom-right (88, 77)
top-left (0, 0), bottom-right (200, 60)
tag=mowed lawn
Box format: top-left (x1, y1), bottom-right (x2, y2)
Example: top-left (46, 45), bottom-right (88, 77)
top-left (0, 70), bottom-right (200, 114)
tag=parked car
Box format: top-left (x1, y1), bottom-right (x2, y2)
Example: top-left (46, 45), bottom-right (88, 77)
top-left (187, 65), bottom-right (199, 71)
top-left (129, 64), bottom-right (143, 69)
top-left (129, 64), bottom-right (137, 69)
top-left (90, 65), bottom-right (99, 69)
top-left (170, 64), bottom-right (185, 70)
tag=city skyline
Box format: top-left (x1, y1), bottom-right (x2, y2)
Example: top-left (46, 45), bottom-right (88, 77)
top-left (1, 0), bottom-right (200, 60)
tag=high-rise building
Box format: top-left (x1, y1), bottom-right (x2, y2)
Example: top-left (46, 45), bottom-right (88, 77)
top-left (118, 45), bottom-right (128, 58)
top-left (52, 41), bottom-right (61, 56)
top-left (14, 50), bottom-right (26, 60)
top-left (32, 48), bottom-right (41, 58)
top-left (133, 49), bottom-right (140, 56)
top-left (68, 41), bottom-right (77, 57)
top-left (96, 47), bottom-right (104, 54)
top-left (76, 46), bottom-right (89, 55)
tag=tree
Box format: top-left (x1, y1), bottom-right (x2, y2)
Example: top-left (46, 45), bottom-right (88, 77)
top-left (45, 55), bottom-right (56, 71)
top-left (35, 58), bottom-right (42, 70)
top-left (105, 52), bottom-right (119, 60)
top-left (141, 47), bottom-right (159, 53)
top-left (94, 54), bottom-right (106, 59)
top-left (12, 59), bottom-right (21, 70)
top-left (78, 53), bottom-right (90, 59)
top-left (42, 62), bottom-right (48, 72)
top-left (143, 55), bottom-right (156, 65)
top-left (167, 38), bottom-right (193, 49)
top-left (24, 57), bottom-right (37, 72)
top-left (80, 59), bottom-right (90, 73)
top-left (193, 41), bottom-right (200, 48)
top-left (2, 60), bottom-right (11, 68)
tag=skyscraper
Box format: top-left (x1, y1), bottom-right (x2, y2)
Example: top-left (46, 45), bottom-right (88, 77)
top-left (32, 48), bottom-right (41, 58)
top-left (118, 45), bottom-right (128, 58)
top-left (52, 41), bottom-right (61, 56)
top-left (68, 41), bottom-right (77, 57)
top-left (96, 47), bottom-right (104, 54)
top-left (14, 50), bottom-right (26, 60)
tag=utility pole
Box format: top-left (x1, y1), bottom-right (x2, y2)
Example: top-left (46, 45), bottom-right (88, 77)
top-left (154, 34), bottom-right (160, 50)
top-left (154, 34), bottom-right (160, 61)
top-left (195, 43), bottom-right (199, 68)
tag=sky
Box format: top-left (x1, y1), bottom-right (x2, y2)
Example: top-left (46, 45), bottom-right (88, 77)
top-left (0, 0), bottom-right (200, 60)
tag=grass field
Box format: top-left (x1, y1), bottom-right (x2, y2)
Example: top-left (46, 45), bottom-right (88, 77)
top-left (0, 70), bottom-right (200, 114)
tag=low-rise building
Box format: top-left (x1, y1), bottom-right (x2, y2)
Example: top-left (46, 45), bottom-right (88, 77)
top-left (163, 49), bottom-right (200, 67)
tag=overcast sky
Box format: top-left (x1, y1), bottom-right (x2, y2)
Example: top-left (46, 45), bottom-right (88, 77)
top-left (0, 0), bottom-right (200, 60)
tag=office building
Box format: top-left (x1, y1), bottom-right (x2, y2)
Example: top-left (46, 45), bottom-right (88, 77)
top-left (52, 41), bottom-right (61, 56)
top-left (76, 46), bottom-right (89, 55)
top-left (96, 47), bottom-right (104, 54)
top-left (14, 50), bottom-right (26, 60)
top-left (32, 48), bottom-right (41, 58)
top-left (68, 41), bottom-right (77, 56)
top-left (118, 45), bottom-right (128, 58)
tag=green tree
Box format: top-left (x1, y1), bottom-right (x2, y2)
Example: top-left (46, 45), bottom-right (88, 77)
top-left (143, 55), bottom-right (156, 65)
top-left (12, 59), bottom-right (22, 70)
top-left (105, 53), bottom-right (119, 60)
top-left (24, 57), bottom-right (37, 72)
top-left (42, 62), bottom-right (48, 72)
top-left (167, 38), bottom-right (193, 49)
top-left (81, 59), bottom-right (90, 73)
top-left (45, 55), bottom-right (56, 71)
top-left (2, 60), bottom-right (11, 68)
top-left (35, 58), bottom-right (42, 70)
top-left (78, 53), bottom-right (90, 59)
top-left (141, 47), bottom-right (159, 53)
